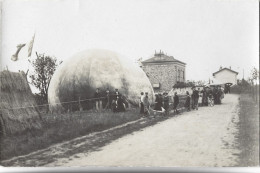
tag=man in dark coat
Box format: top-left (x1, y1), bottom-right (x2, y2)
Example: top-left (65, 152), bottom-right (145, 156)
top-left (192, 87), bottom-right (199, 110)
top-left (173, 92), bottom-right (179, 114)
top-left (154, 94), bottom-right (161, 111)
top-left (213, 86), bottom-right (218, 104)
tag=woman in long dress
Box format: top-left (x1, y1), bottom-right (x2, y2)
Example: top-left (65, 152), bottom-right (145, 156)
top-left (154, 94), bottom-right (161, 111)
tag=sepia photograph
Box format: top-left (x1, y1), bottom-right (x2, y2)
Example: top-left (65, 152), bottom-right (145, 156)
top-left (0, 0), bottom-right (259, 171)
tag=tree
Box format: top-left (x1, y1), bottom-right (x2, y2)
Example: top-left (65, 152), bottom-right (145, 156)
top-left (249, 67), bottom-right (259, 103)
top-left (29, 52), bottom-right (62, 104)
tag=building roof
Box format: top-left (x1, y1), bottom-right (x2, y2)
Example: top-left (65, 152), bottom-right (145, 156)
top-left (141, 52), bottom-right (186, 65)
top-left (212, 67), bottom-right (238, 76)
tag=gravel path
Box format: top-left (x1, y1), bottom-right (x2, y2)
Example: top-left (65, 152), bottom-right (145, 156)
top-left (48, 94), bottom-right (241, 167)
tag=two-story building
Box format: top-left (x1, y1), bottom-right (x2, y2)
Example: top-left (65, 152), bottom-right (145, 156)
top-left (141, 51), bottom-right (186, 92)
top-left (212, 66), bottom-right (238, 85)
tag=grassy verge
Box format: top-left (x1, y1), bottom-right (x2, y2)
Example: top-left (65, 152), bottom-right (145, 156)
top-left (0, 108), bottom-right (140, 161)
top-left (0, 95), bottom-right (188, 162)
top-left (236, 94), bottom-right (259, 166)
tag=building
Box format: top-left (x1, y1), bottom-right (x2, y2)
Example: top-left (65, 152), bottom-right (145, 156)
top-left (141, 50), bottom-right (186, 92)
top-left (212, 66), bottom-right (238, 85)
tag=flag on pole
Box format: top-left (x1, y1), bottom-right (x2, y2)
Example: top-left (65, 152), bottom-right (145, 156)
top-left (11, 44), bottom-right (26, 61)
top-left (28, 33), bottom-right (35, 57)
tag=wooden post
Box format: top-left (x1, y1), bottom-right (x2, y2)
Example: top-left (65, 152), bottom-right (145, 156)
top-left (79, 97), bottom-right (83, 112)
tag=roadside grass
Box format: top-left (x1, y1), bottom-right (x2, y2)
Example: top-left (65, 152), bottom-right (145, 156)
top-left (236, 93), bottom-right (259, 166)
top-left (0, 95), bottom-right (188, 162)
top-left (0, 108), bottom-right (140, 161)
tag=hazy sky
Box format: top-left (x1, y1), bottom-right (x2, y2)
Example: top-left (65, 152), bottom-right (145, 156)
top-left (1, 0), bottom-right (259, 83)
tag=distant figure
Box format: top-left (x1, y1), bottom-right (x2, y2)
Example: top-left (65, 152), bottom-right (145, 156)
top-left (154, 94), bottom-right (161, 111)
top-left (212, 86), bottom-right (218, 104)
top-left (111, 100), bottom-right (117, 112)
top-left (198, 88), bottom-right (203, 106)
top-left (208, 88), bottom-right (214, 106)
top-left (185, 91), bottom-right (191, 111)
top-left (143, 92), bottom-right (150, 116)
top-left (94, 88), bottom-right (102, 111)
top-left (201, 87), bottom-right (208, 106)
top-left (227, 85), bottom-right (231, 94)
top-left (114, 89), bottom-right (120, 101)
top-left (163, 92), bottom-right (169, 115)
top-left (192, 87), bottom-right (199, 110)
top-left (139, 92), bottom-right (145, 115)
top-left (116, 95), bottom-right (126, 112)
top-left (158, 93), bottom-right (163, 110)
top-left (173, 92), bottom-right (179, 114)
top-left (104, 88), bottom-right (111, 109)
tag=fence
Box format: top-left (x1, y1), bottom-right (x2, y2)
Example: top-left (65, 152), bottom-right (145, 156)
top-left (1, 93), bottom-right (188, 115)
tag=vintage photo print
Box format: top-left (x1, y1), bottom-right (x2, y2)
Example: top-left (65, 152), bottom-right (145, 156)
top-left (0, 0), bottom-right (259, 171)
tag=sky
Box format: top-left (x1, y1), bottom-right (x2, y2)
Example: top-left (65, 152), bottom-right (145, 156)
top-left (1, 0), bottom-right (259, 87)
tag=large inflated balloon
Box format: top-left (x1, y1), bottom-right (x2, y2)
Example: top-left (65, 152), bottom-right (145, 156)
top-left (48, 49), bottom-right (154, 111)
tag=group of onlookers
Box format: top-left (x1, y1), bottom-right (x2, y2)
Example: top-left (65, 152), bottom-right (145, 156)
top-left (139, 91), bottom-right (180, 116)
top-left (93, 85), bottom-right (224, 115)
top-left (93, 88), bottom-right (126, 112)
top-left (184, 86), bottom-right (224, 111)
top-left (139, 85), bottom-right (225, 117)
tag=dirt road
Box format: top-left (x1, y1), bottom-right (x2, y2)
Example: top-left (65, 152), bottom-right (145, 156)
top-left (46, 94), bottom-right (242, 167)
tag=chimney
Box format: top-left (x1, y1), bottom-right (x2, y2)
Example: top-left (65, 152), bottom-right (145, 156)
top-left (219, 66), bottom-right (222, 70)
top-left (230, 66), bottom-right (231, 69)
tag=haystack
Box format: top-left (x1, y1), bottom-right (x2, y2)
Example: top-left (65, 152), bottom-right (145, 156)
top-left (0, 70), bottom-right (42, 136)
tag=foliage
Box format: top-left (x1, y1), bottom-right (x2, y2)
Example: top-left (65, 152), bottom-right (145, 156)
top-left (173, 81), bottom-right (195, 88)
top-left (249, 67), bottom-right (259, 84)
top-left (29, 52), bottom-right (62, 104)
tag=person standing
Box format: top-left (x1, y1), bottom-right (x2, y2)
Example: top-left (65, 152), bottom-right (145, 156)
top-left (213, 86), bottom-right (219, 104)
top-left (104, 88), bottom-right (111, 109)
top-left (139, 92), bottom-right (145, 115)
top-left (163, 92), bottom-right (169, 115)
top-left (191, 88), bottom-right (195, 109)
top-left (116, 95), bottom-right (126, 112)
top-left (143, 92), bottom-right (150, 116)
top-left (154, 94), bottom-right (161, 111)
top-left (192, 87), bottom-right (199, 110)
top-left (94, 88), bottom-right (102, 111)
top-left (114, 89), bottom-right (120, 101)
top-left (158, 93), bottom-right (163, 110)
top-left (185, 91), bottom-right (191, 111)
top-left (202, 87), bottom-right (208, 106)
top-left (173, 92), bottom-right (179, 114)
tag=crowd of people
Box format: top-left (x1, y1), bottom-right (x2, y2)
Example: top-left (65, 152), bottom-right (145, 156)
top-left (92, 85), bottom-right (225, 116)
top-left (139, 85), bottom-right (225, 117)
top-left (93, 88), bottom-right (127, 112)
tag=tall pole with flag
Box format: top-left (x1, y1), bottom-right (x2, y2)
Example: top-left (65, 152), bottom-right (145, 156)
top-left (28, 33), bottom-right (35, 58)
